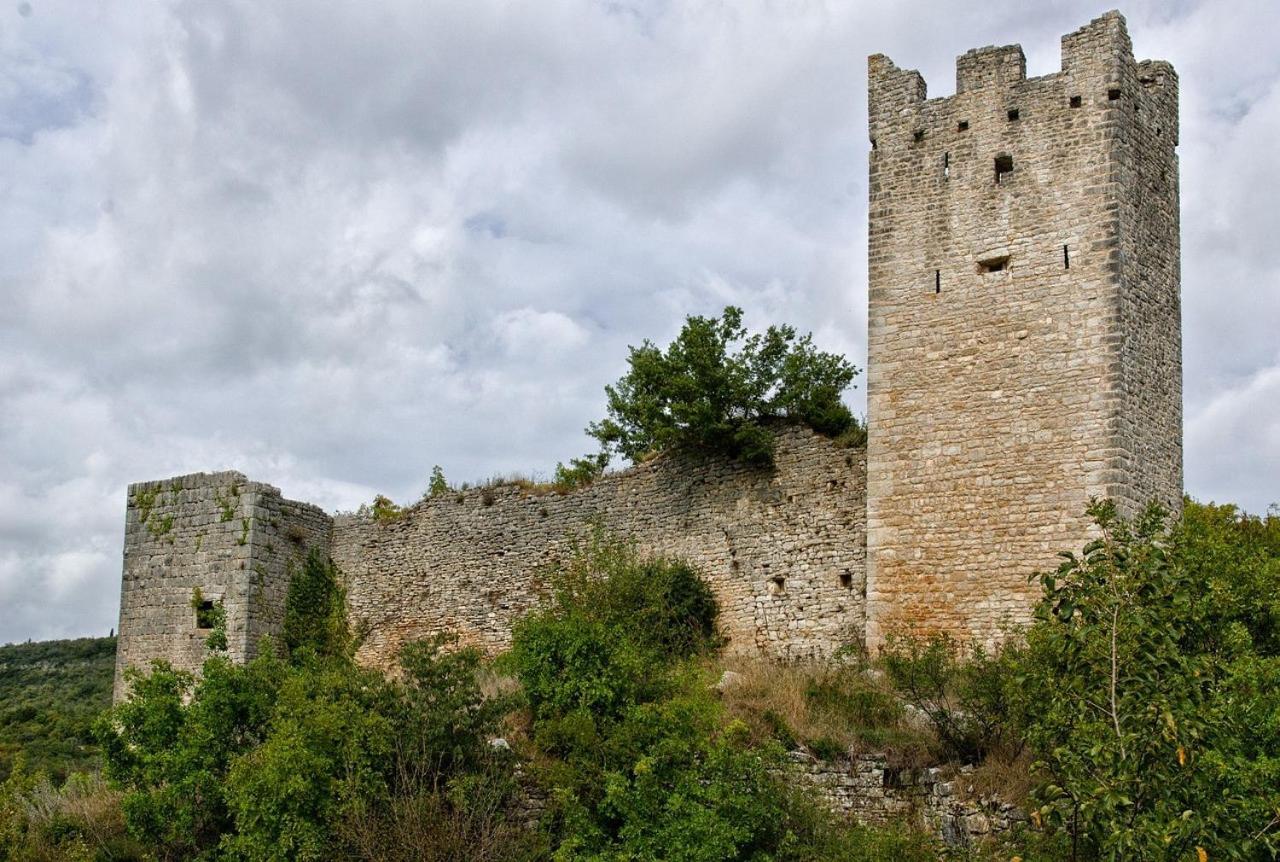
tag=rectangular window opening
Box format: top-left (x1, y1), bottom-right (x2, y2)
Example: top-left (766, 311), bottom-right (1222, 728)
top-left (942, 151), bottom-right (950, 179)
top-left (1069, 95), bottom-right (1083, 108)
top-left (1063, 244), bottom-right (1070, 269)
top-left (1108, 88), bottom-right (1122, 101)
top-left (978, 255), bottom-right (1010, 274)
top-left (1007, 108), bottom-right (1020, 121)
top-left (994, 154), bottom-right (1014, 183)
top-left (839, 573), bottom-right (853, 589)
top-left (957, 120), bottom-right (970, 132)
top-left (195, 600), bottom-right (217, 630)
top-left (769, 575), bottom-right (786, 596)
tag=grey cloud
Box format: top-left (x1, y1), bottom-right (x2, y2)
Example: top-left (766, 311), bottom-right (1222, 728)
top-left (1, 0), bottom-right (1278, 644)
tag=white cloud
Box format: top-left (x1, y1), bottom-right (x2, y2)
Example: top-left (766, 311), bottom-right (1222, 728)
top-left (0, 0), bottom-right (1278, 643)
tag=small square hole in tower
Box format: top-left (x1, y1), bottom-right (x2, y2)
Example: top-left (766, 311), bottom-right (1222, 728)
top-left (994, 154), bottom-right (1014, 182)
top-left (1108, 88), bottom-right (1122, 101)
top-left (839, 573), bottom-right (853, 589)
top-left (957, 120), bottom-right (970, 132)
top-left (1007, 108), bottom-right (1020, 121)
top-left (1069, 95), bottom-right (1083, 108)
top-left (769, 575), bottom-right (786, 596)
top-left (913, 129), bottom-right (925, 143)
top-left (978, 255), bottom-right (1010, 274)
top-left (195, 600), bottom-right (217, 630)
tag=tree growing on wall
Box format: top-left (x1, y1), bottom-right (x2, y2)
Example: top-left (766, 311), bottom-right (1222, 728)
top-left (585, 306), bottom-right (860, 467)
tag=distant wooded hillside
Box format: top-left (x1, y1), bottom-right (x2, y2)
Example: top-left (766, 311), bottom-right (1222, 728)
top-left (0, 636), bottom-right (116, 782)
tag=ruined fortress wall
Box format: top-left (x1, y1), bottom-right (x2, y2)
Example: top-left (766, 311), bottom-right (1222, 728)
top-left (864, 12), bottom-right (1180, 649)
top-left (113, 472), bottom-right (330, 700)
top-left (333, 428), bottom-right (866, 670)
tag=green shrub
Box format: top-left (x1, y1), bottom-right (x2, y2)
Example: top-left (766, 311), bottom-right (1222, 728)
top-left (553, 453), bottom-right (608, 491)
top-left (1018, 499), bottom-right (1280, 860)
top-left (282, 549), bottom-right (351, 659)
top-left (879, 632), bottom-right (1023, 763)
top-left (586, 305), bottom-right (860, 466)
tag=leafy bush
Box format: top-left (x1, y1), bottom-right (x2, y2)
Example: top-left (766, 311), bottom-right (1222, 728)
top-left (98, 556), bottom-right (531, 861)
top-left (508, 537), bottom-right (940, 860)
top-left (879, 632), bottom-right (1024, 763)
top-left (282, 549), bottom-right (352, 659)
top-left (1018, 499), bottom-right (1280, 860)
top-left (552, 453), bottom-right (608, 492)
top-left (586, 306), bottom-right (861, 466)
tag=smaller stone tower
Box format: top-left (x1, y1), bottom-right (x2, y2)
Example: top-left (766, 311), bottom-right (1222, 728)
top-left (113, 472), bottom-right (331, 701)
top-left (864, 11), bottom-right (1182, 649)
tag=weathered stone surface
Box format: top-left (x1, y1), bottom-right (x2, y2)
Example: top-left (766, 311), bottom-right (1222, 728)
top-left (864, 11), bottom-right (1181, 650)
top-left (113, 12), bottom-right (1182, 710)
top-left (335, 427), bottom-right (866, 670)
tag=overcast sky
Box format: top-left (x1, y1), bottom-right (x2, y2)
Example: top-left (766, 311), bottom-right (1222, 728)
top-left (2, 0), bottom-right (1277, 644)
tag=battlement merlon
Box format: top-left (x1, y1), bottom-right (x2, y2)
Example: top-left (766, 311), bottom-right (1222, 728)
top-left (869, 11), bottom-right (1176, 139)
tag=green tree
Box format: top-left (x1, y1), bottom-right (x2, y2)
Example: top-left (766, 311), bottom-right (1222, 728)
top-left (427, 466), bottom-right (449, 497)
top-left (1020, 499), bottom-right (1280, 860)
top-left (586, 306), bottom-right (860, 466)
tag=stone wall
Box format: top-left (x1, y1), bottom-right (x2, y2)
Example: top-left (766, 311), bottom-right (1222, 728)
top-left (791, 752), bottom-right (1027, 847)
top-left (864, 11), bottom-right (1181, 650)
top-left (334, 427), bottom-right (866, 670)
top-left (113, 472), bottom-right (330, 700)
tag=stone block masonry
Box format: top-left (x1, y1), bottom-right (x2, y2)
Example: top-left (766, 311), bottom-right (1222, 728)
top-left (335, 427), bottom-right (866, 670)
top-left (864, 10), bottom-right (1180, 650)
top-left (113, 10), bottom-right (1183, 700)
top-left (113, 472), bottom-right (332, 701)
top-left (114, 429), bottom-right (866, 696)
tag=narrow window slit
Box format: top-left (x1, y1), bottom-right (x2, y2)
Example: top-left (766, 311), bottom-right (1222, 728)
top-left (935, 270), bottom-right (941, 293)
top-left (1063, 245), bottom-right (1070, 269)
top-left (943, 151), bottom-right (950, 179)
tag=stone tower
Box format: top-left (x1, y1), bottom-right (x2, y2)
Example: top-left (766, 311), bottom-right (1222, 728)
top-left (864, 12), bottom-right (1182, 649)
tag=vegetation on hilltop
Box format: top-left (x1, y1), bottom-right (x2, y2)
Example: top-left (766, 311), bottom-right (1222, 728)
top-left (0, 636), bottom-right (116, 784)
top-left (2, 499), bottom-right (1278, 860)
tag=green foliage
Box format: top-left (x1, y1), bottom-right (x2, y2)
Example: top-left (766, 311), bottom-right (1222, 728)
top-left (427, 465), bottom-right (450, 497)
top-left (587, 306), bottom-right (861, 466)
top-left (99, 636), bottom-right (521, 859)
top-left (508, 536), bottom-right (939, 860)
top-left (509, 534), bottom-right (719, 725)
top-left (880, 632), bottom-right (1024, 763)
top-left (282, 549), bottom-right (352, 659)
top-left (191, 587), bottom-right (228, 651)
top-left (0, 637), bottom-right (116, 784)
top-left (133, 486), bottom-right (160, 525)
top-left (553, 453), bottom-right (608, 492)
top-left (0, 764), bottom-right (144, 861)
top-left (1018, 499), bottom-right (1280, 860)
top-left (368, 494), bottom-right (405, 523)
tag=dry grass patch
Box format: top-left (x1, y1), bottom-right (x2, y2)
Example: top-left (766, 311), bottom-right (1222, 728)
top-left (714, 656), bottom-right (936, 767)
